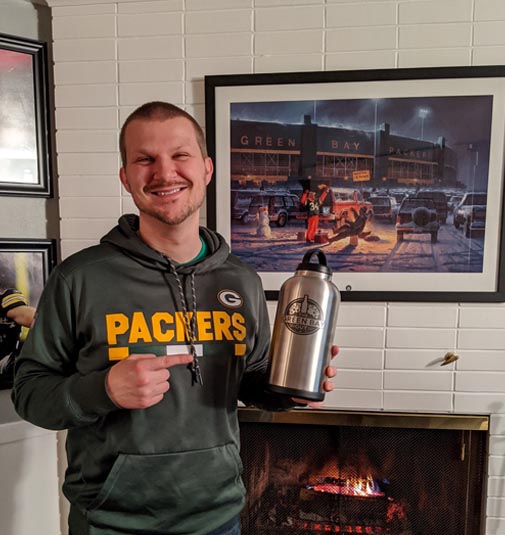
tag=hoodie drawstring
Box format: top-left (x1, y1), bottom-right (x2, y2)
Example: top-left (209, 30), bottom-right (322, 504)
top-left (167, 260), bottom-right (203, 386)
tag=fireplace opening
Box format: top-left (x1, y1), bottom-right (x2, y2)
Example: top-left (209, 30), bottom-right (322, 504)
top-left (238, 409), bottom-right (488, 535)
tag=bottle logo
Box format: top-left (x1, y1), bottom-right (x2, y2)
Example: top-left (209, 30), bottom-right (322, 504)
top-left (283, 294), bottom-right (325, 335)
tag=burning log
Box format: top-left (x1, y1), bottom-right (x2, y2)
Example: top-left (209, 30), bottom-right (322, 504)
top-left (306, 475), bottom-right (385, 498)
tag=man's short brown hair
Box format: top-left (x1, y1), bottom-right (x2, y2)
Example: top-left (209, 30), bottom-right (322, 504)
top-left (119, 101), bottom-right (208, 167)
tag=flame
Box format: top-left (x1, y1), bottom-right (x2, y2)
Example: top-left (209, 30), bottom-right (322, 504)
top-left (295, 520), bottom-right (388, 533)
top-left (307, 473), bottom-right (384, 497)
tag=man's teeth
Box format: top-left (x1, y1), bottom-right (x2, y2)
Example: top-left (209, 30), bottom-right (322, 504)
top-left (155, 188), bottom-right (182, 196)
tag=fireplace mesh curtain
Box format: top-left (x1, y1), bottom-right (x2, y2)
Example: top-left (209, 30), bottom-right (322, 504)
top-left (239, 417), bottom-right (486, 535)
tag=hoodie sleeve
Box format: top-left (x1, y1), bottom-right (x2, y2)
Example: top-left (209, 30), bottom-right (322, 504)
top-left (238, 275), bottom-right (296, 411)
top-left (12, 269), bottom-right (118, 430)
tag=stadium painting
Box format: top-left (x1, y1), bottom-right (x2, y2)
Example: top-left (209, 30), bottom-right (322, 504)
top-left (205, 67), bottom-right (505, 302)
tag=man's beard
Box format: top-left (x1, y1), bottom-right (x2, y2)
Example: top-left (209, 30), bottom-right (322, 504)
top-left (135, 190), bottom-right (205, 226)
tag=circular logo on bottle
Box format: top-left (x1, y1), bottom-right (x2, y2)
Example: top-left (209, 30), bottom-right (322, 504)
top-left (282, 294), bottom-right (325, 335)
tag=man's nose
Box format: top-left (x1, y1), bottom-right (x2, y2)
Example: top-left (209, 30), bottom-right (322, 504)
top-left (152, 156), bottom-right (177, 179)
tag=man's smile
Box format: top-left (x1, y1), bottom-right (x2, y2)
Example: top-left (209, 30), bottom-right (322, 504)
top-left (147, 184), bottom-right (189, 197)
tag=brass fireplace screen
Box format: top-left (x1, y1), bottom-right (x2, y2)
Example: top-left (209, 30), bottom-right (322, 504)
top-left (238, 408), bottom-right (488, 535)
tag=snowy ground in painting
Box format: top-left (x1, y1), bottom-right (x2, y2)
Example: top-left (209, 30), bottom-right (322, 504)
top-left (231, 216), bottom-right (484, 274)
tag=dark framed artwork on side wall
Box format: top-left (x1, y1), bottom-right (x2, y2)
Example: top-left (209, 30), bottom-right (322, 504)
top-left (0, 33), bottom-right (52, 197)
top-left (0, 239), bottom-right (56, 389)
top-left (205, 66), bottom-right (505, 302)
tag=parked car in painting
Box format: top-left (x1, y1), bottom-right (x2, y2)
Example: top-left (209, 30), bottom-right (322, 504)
top-left (464, 205), bottom-right (486, 238)
top-left (247, 191), bottom-right (300, 227)
top-left (368, 195), bottom-right (398, 223)
top-left (328, 188), bottom-right (373, 229)
top-left (231, 189), bottom-right (260, 222)
top-left (453, 192), bottom-right (487, 230)
top-left (293, 186), bottom-right (372, 227)
top-left (414, 190), bottom-right (449, 224)
top-left (448, 194), bottom-right (464, 212)
top-left (395, 197), bottom-right (440, 243)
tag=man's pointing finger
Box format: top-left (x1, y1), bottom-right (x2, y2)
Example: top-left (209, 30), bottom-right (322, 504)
top-left (156, 354), bottom-right (195, 369)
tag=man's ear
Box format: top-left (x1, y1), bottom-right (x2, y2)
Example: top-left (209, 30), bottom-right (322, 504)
top-left (119, 167), bottom-right (131, 193)
top-left (204, 157), bottom-right (214, 186)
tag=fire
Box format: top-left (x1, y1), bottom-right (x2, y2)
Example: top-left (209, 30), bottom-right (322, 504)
top-left (295, 522), bottom-right (384, 533)
top-left (307, 474), bottom-right (385, 497)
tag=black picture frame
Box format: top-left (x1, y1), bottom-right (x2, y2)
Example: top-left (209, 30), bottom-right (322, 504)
top-left (205, 66), bottom-right (505, 302)
top-left (0, 32), bottom-right (52, 197)
top-left (0, 239), bottom-right (56, 389)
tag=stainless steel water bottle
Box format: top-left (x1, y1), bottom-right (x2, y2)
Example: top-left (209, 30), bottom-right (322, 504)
top-left (267, 248), bottom-right (340, 402)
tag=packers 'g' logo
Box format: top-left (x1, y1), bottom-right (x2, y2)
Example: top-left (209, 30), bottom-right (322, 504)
top-left (283, 295), bottom-right (325, 335)
top-left (217, 290), bottom-right (243, 308)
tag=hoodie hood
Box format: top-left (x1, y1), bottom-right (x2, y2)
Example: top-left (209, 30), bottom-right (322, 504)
top-left (100, 214), bottom-right (230, 275)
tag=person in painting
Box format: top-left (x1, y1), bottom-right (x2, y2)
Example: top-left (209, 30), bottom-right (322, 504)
top-left (0, 288), bottom-right (35, 378)
top-left (300, 183), bottom-right (330, 243)
top-left (329, 205), bottom-right (373, 244)
top-left (12, 101), bottom-right (338, 535)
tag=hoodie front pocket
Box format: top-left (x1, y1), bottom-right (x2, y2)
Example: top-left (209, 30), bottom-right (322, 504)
top-left (86, 443), bottom-right (245, 535)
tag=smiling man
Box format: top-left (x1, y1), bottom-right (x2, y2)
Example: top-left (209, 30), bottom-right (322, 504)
top-left (12, 102), bottom-right (337, 535)
top-left (119, 112), bottom-right (212, 243)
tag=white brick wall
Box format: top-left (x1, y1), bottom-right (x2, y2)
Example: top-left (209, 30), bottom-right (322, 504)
top-left (327, 2), bottom-right (397, 27)
top-left (326, 27), bottom-right (397, 52)
top-left (256, 6), bottom-right (323, 31)
top-left (118, 36), bottom-right (183, 59)
top-left (45, 0), bottom-right (505, 532)
top-left (399, 0), bottom-right (473, 24)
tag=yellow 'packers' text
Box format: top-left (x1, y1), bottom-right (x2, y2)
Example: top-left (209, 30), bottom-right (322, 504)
top-left (106, 310), bottom-right (246, 346)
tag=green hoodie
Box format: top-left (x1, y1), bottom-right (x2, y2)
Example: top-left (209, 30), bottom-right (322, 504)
top-left (12, 215), bottom-right (292, 535)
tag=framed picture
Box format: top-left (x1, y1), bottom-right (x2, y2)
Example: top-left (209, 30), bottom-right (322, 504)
top-left (0, 33), bottom-right (52, 197)
top-left (205, 66), bottom-right (505, 302)
top-left (0, 239), bottom-right (56, 389)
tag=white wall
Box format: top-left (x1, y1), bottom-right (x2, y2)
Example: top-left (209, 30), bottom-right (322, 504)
top-left (0, 2), bottom-right (61, 535)
top-left (0, 422), bottom-right (60, 535)
top-left (21, 0), bottom-right (505, 534)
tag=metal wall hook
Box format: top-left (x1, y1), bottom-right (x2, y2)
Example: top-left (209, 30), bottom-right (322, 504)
top-left (441, 352), bottom-right (459, 366)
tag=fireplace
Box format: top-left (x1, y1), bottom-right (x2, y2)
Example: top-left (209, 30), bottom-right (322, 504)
top-left (238, 408), bottom-right (488, 535)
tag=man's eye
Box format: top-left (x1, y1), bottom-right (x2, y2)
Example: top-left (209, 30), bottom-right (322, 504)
top-left (136, 157), bottom-right (152, 163)
top-left (174, 153), bottom-right (189, 159)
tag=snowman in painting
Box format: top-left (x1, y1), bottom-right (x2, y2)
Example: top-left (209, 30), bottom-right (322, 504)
top-left (256, 206), bottom-right (272, 239)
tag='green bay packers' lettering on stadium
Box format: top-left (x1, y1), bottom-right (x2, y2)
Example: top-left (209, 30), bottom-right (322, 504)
top-left (105, 310), bottom-right (246, 360)
top-left (239, 135), bottom-right (296, 148)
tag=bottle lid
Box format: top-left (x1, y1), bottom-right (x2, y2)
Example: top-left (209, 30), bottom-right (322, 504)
top-left (296, 248), bottom-right (332, 276)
